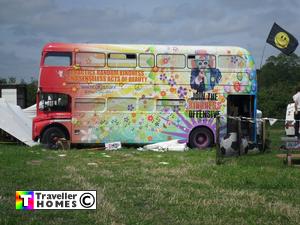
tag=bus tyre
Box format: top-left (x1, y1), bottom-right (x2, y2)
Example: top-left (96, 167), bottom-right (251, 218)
top-left (189, 127), bottom-right (213, 149)
top-left (41, 127), bottom-right (67, 150)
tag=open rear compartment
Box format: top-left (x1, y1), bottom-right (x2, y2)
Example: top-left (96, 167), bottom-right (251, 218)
top-left (227, 95), bottom-right (256, 143)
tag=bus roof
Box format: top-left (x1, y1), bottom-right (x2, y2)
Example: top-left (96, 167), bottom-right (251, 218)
top-left (42, 42), bottom-right (251, 56)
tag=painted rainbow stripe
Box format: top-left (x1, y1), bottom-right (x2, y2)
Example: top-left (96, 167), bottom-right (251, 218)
top-left (16, 191), bottom-right (34, 210)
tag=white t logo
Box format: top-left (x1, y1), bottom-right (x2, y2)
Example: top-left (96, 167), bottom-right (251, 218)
top-left (20, 194), bottom-right (32, 206)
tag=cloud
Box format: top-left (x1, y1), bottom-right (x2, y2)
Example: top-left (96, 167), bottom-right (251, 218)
top-left (16, 37), bottom-right (45, 47)
top-left (0, 0), bottom-right (57, 25)
top-left (8, 7), bottom-right (142, 40)
top-left (0, 0), bottom-right (299, 79)
top-left (0, 51), bottom-right (38, 79)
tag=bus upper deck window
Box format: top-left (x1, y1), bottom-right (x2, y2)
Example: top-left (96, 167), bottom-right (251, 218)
top-left (108, 53), bottom-right (137, 68)
top-left (75, 52), bottom-right (105, 67)
top-left (187, 54), bottom-right (216, 69)
top-left (44, 52), bottom-right (72, 66)
top-left (218, 55), bottom-right (246, 69)
top-left (157, 54), bottom-right (186, 68)
top-left (139, 53), bottom-right (155, 68)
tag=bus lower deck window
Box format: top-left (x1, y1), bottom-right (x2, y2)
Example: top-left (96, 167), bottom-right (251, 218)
top-left (39, 93), bottom-right (70, 112)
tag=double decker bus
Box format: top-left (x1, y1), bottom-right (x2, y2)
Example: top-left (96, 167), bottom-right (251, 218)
top-left (33, 43), bottom-right (257, 149)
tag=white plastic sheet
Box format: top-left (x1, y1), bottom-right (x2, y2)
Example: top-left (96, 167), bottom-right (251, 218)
top-left (141, 139), bottom-right (188, 152)
top-left (0, 98), bottom-right (37, 146)
top-left (23, 104), bottom-right (36, 120)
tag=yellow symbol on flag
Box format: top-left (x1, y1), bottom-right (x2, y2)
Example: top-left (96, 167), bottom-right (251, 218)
top-left (274, 32), bottom-right (290, 49)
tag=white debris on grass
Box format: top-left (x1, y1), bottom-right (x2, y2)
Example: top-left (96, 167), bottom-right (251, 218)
top-left (87, 162), bottom-right (98, 166)
top-left (100, 153), bottom-right (111, 158)
top-left (137, 147), bottom-right (165, 152)
top-left (58, 154), bottom-right (66, 157)
top-left (139, 140), bottom-right (188, 152)
top-left (159, 161), bottom-right (169, 165)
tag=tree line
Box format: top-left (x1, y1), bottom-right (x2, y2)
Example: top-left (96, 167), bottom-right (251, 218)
top-left (257, 53), bottom-right (300, 118)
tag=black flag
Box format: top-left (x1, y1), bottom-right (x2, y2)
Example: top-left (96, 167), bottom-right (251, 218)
top-left (266, 23), bottom-right (298, 55)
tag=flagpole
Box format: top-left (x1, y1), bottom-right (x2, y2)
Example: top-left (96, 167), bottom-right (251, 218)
top-left (259, 42), bottom-right (267, 69)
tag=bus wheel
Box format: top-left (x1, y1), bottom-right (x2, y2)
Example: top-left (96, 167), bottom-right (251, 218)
top-left (189, 127), bottom-right (213, 149)
top-left (41, 127), bottom-right (67, 150)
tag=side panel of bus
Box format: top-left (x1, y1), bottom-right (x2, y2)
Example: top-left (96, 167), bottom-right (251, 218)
top-left (62, 46), bottom-right (256, 145)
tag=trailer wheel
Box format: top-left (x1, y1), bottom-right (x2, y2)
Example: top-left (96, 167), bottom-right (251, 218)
top-left (41, 127), bottom-right (67, 150)
top-left (189, 127), bottom-right (214, 149)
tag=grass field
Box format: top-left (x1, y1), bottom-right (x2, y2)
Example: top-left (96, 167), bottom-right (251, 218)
top-left (1, 128), bottom-right (300, 225)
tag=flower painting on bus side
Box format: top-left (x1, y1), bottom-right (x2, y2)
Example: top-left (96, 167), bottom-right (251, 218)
top-left (160, 112), bottom-right (216, 143)
top-left (38, 43), bottom-right (258, 146)
top-left (190, 53), bottom-right (222, 93)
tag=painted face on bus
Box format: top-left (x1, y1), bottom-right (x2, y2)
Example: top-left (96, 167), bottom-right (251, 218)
top-left (195, 59), bottom-right (209, 69)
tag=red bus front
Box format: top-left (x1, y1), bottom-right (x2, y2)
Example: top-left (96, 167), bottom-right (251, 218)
top-left (33, 43), bottom-right (75, 148)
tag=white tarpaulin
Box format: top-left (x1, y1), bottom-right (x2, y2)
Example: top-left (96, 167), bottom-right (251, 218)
top-left (141, 139), bottom-right (188, 152)
top-left (23, 104), bottom-right (36, 120)
top-left (0, 98), bottom-right (37, 146)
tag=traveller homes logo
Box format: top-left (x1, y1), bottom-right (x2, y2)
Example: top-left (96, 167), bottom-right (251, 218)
top-left (16, 191), bottom-right (34, 210)
top-left (16, 191), bottom-right (96, 210)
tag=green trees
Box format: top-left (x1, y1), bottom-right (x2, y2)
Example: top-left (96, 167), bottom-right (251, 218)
top-left (257, 53), bottom-right (300, 118)
top-left (26, 78), bottom-right (38, 106)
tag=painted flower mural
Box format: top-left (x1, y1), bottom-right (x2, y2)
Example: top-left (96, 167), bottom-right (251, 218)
top-left (159, 73), bottom-right (167, 81)
top-left (177, 86), bottom-right (187, 98)
top-left (81, 127), bottom-right (98, 142)
top-left (62, 44), bottom-right (256, 146)
top-left (168, 78), bottom-right (176, 86)
top-left (159, 111), bottom-right (223, 143)
top-left (128, 104), bottom-right (135, 111)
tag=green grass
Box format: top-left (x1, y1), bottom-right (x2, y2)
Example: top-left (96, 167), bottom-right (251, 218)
top-left (1, 128), bottom-right (300, 225)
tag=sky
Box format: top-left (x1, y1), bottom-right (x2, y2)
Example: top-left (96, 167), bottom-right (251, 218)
top-left (0, 0), bottom-right (299, 81)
